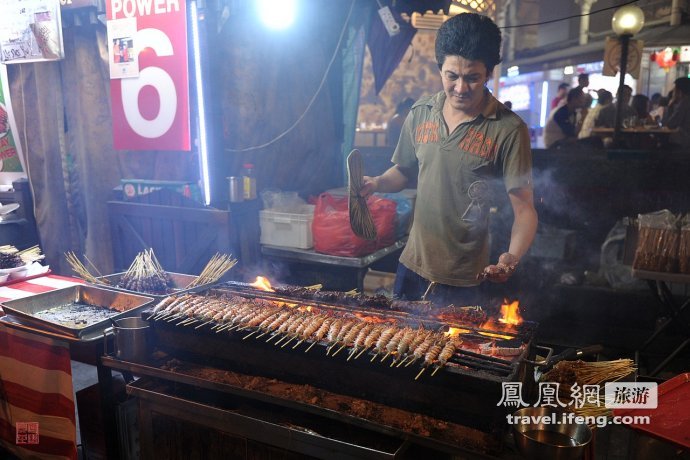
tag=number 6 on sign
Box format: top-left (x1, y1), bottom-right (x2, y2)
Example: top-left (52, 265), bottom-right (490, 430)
top-left (121, 28), bottom-right (176, 138)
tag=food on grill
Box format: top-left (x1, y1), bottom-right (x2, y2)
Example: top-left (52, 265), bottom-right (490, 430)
top-left (633, 211), bottom-right (680, 273)
top-left (32, 302), bottom-right (118, 329)
top-left (146, 291), bottom-right (528, 381)
top-left (436, 306), bottom-right (487, 326)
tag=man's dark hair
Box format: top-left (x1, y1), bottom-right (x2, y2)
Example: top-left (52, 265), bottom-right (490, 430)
top-left (558, 83), bottom-right (570, 91)
top-left (435, 13), bottom-right (502, 73)
top-left (597, 89), bottom-right (613, 105)
top-left (577, 73), bottom-right (589, 85)
top-left (567, 88), bottom-right (584, 103)
top-left (675, 77), bottom-right (690, 96)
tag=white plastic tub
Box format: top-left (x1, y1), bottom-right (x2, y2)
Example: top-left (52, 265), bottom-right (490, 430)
top-left (259, 205), bottom-right (315, 249)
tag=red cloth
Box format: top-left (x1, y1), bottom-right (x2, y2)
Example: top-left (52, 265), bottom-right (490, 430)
top-left (0, 275), bottom-right (83, 459)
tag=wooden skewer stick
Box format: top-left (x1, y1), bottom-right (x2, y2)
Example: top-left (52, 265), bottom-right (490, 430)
top-left (380, 352), bottom-right (391, 363)
top-left (370, 352), bottom-right (380, 362)
top-left (194, 320), bottom-right (214, 330)
top-left (291, 339), bottom-right (305, 349)
top-left (405, 357), bottom-right (418, 368)
top-left (396, 356), bottom-right (410, 368)
top-left (415, 367), bottom-right (426, 380)
top-left (431, 365), bottom-right (442, 377)
top-left (354, 345), bottom-right (371, 360)
top-left (243, 330), bottom-right (259, 340)
top-left (331, 344), bottom-right (347, 357)
top-left (280, 336), bottom-right (296, 348)
top-left (304, 341), bottom-right (318, 353)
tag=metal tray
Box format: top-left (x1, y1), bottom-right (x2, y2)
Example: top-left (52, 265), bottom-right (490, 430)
top-left (96, 272), bottom-right (217, 299)
top-left (1, 284), bottom-right (154, 338)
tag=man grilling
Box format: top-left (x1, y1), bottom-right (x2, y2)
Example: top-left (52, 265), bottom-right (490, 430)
top-left (360, 13), bottom-right (538, 307)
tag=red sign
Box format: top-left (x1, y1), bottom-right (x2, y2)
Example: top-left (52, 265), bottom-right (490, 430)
top-left (107, 0), bottom-right (190, 151)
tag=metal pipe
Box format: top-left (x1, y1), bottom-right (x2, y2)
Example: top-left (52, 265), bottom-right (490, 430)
top-left (671, 0), bottom-right (682, 26)
top-left (613, 34), bottom-right (631, 148)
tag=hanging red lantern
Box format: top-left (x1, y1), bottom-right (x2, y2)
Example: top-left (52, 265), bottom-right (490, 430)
top-left (654, 47), bottom-right (680, 72)
top-left (650, 51), bottom-right (657, 62)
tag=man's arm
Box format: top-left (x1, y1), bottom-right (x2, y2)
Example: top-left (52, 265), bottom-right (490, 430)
top-left (360, 165), bottom-right (410, 196)
top-left (481, 187), bottom-right (538, 283)
top-left (554, 107), bottom-right (577, 137)
top-left (507, 187), bottom-right (538, 259)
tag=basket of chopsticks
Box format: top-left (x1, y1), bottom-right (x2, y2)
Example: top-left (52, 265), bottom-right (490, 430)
top-left (66, 249), bottom-right (237, 297)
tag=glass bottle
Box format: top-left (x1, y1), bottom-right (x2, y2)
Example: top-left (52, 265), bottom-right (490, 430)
top-left (242, 163), bottom-right (257, 200)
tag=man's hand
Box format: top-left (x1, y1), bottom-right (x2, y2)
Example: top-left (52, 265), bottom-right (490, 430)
top-left (359, 176), bottom-right (379, 197)
top-left (478, 252), bottom-right (519, 283)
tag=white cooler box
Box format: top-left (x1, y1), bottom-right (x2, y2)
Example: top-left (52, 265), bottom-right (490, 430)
top-left (259, 205), bottom-right (315, 249)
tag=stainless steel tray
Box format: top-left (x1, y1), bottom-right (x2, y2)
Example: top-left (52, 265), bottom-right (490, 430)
top-left (96, 272), bottom-right (217, 299)
top-left (1, 285), bottom-right (154, 338)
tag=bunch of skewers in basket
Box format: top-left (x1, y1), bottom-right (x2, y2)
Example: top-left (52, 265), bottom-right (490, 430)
top-left (149, 293), bottom-right (462, 380)
top-left (0, 245), bottom-right (43, 269)
top-left (118, 249), bottom-right (174, 294)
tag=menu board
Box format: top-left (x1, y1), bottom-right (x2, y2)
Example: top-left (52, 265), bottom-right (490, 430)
top-left (0, 0), bottom-right (64, 64)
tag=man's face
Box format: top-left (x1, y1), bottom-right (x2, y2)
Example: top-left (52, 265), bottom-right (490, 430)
top-left (440, 56), bottom-right (490, 115)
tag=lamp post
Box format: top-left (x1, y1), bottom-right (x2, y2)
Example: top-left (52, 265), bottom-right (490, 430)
top-left (611, 5), bottom-right (645, 147)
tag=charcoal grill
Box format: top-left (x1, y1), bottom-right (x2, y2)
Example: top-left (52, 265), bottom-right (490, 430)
top-left (108, 284), bottom-right (543, 457)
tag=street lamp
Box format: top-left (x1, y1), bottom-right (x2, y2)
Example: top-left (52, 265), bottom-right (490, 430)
top-left (611, 5), bottom-right (645, 146)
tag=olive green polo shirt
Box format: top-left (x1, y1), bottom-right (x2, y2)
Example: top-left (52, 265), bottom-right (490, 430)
top-left (392, 90), bottom-right (533, 287)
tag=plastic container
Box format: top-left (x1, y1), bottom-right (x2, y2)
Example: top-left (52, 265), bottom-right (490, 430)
top-left (242, 163), bottom-right (257, 200)
top-left (259, 205), bottom-right (315, 249)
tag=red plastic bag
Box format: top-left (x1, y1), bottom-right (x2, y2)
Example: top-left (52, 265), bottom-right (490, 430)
top-left (312, 193), bottom-right (397, 257)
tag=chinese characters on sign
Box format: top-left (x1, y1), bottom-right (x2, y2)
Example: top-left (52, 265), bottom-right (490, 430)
top-left (497, 381), bottom-right (657, 410)
top-left (16, 422), bottom-right (39, 445)
top-left (106, 0), bottom-right (191, 151)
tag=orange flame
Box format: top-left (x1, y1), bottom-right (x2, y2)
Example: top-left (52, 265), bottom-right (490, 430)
top-left (445, 327), bottom-right (471, 338)
top-left (478, 299), bottom-right (523, 338)
top-left (498, 299), bottom-right (523, 326)
top-left (250, 276), bottom-right (274, 292)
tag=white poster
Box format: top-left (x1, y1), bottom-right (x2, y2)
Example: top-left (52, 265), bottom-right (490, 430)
top-left (0, 65), bottom-right (27, 185)
top-left (0, 0), bottom-right (64, 64)
top-left (106, 17), bottom-right (139, 79)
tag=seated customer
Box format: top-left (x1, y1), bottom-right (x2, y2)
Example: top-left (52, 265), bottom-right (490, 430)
top-left (579, 89), bottom-right (613, 139)
top-left (663, 77), bottom-right (690, 150)
top-left (543, 88), bottom-right (586, 148)
top-left (595, 85), bottom-right (635, 128)
top-left (631, 94), bottom-right (655, 126)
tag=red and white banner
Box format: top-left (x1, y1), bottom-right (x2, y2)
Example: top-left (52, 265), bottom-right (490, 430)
top-left (107, 0), bottom-right (191, 151)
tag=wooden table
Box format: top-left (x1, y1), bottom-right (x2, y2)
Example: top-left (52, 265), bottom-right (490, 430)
top-left (590, 127), bottom-right (677, 150)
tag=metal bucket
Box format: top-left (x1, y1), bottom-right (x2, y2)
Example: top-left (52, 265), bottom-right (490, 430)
top-left (227, 176), bottom-right (244, 202)
top-left (104, 317), bottom-right (151, 362)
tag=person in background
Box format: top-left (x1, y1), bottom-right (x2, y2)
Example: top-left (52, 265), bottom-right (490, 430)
top-left (631, 94), bottom-right (655, 126)
top-left (579, 89), bottom-right (612, 139)
top-left (650, 94), bottom-right (669, 125)
top-left (650, 92), bottom-right (662, 112)
top-left (386, 97), bottom-right (415, 147)
top-left (663, 77), bottom-right (690, 150)
top-left (551, 83), bottom-right (569, 110)
top-left (543, 88), bottom-right (587, 148)
top-left (504, 101), bottom-right (513, 110)
top-left (360, 13), bottom-right (537, 306)
top-left (575, 73), bottom-right (590, 93)
top-left (595, 85), bottom-right (635, 128)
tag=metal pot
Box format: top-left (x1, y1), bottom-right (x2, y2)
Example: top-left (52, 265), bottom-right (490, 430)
top-left (512, 407), bottom-right (592, 460)
top-left (104, 316), bottom-right (151, 362)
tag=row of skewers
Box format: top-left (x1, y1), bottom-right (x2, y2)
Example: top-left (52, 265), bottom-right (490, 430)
top-left (149, 293), bottom-right (460, 379)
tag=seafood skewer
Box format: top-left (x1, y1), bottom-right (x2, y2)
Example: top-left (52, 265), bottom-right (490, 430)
top-left (431, 340), bottom-right (458, 376)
